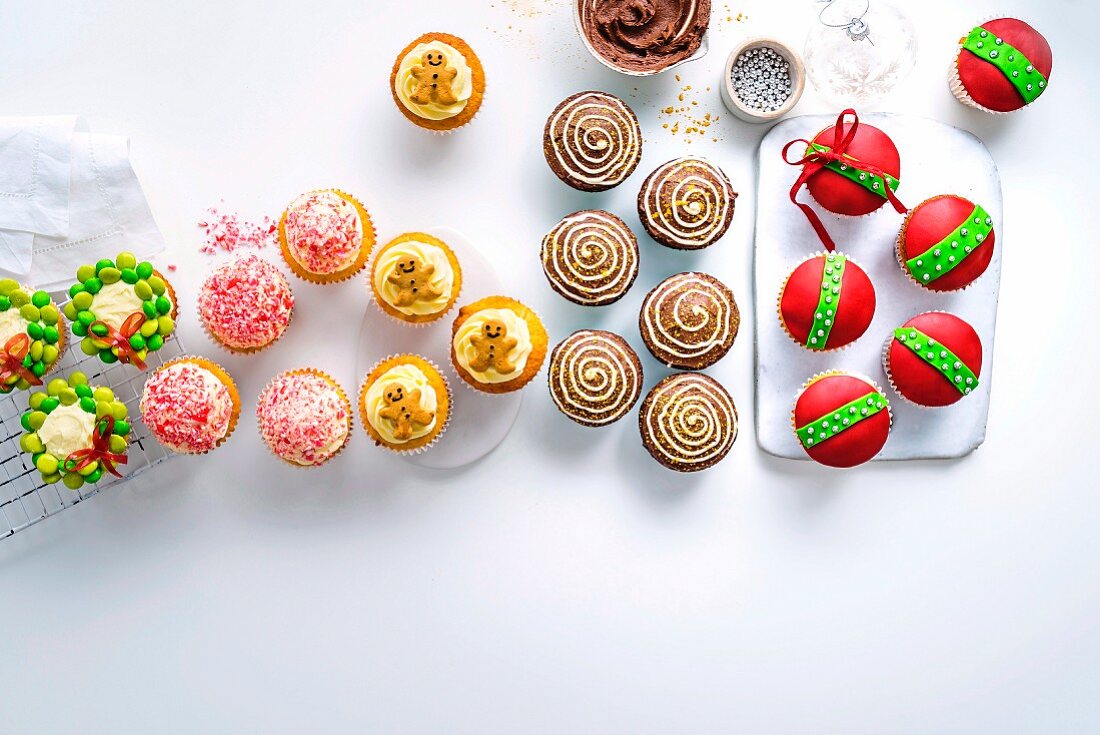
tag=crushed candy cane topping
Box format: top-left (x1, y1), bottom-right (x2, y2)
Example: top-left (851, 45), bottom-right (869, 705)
top-left (283, 191), bottom-right (363, 274)
top-left (140, 362), bottom-right (233, 453)
top-left (198, 255), bottom-right (294, 350)
top-left (256, 372), bottom-right (349, 466)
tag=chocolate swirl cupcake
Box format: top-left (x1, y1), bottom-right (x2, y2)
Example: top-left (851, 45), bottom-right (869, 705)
top-left (548, 330), bottom-right (643, 427)
top-left (541, 210), bottom-right (639, 306)
top-left (639, 272), bottom-right (739, 369)
top-left (637, 157), bottom-right (736, 249)
top-left (639, 372), bottom-right (737, 472)
top-left (577, 0), bottom-right (711, 75)
top-left (543, 91), bottom-right (642, 192)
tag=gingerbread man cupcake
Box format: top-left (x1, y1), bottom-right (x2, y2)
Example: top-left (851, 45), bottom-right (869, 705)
top-left (360, 355), bottom-right (451, 453)
top-left (370, 232), bottom-right (463, 325)
top-left (450, 296), bottom-right (548, 394)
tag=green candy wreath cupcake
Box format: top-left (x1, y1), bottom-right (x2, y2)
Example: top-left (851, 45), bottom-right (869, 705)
top-left (62, 252), bottom-right (177, 369)
top-left (20, 372), bottom-right (130, 490)
top-left (0, 279), bottom-right (66, 393)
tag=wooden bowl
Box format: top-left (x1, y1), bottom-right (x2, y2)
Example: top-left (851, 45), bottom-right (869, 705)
top-left (720, 37), bottom-right (805, 123)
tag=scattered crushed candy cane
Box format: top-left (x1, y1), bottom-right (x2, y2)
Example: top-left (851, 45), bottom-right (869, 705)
top-left (198, 201), bottom-right (278, 254)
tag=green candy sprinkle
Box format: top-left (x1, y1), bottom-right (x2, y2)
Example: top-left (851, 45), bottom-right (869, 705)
top-left (80, 337), bottom-right (99, 356)
top-left (108, 435), bottom-right (127, 454)
top-left (0, 296), bottom-right (10, 311)
top-left (19, 304), bottom-right (40, 322)
top-left (114, 420), bottom-right (131, 436)
top-left (99, 267), bottom-right (122, 284)
top-left (156, 315), bottom-right (174, 336)
top-left (63, 302), bottom-right (78, 321)
top-left (92, 387), bottom-right (113, 402)
top-left (58, 388), bottom-right (78, 406)
top-left (72, 291), bottom-right (94, 311)
top-left (28, 410), bottom-right (47, 430)
top-left (111, 402), bottom-right (127, 420)
top-left (68, 283), bottom-right (84, 299)
top-left (136, 262), bottom-right (154, 280)
top-left (42, 345), bottom-right (58, 364)
top-left (27, 322), bottom-right (43, 340)
top-left (90, 323), bottom-right (109, 338)
top-left (21, 434), bottom-right (45, 454)
top-left (78, 310), bottom-right (94, 326)
top-left (72, 321), bottom-right (88, 337)
top-left (75, 384), bottom-right (92, 398)
top-left (134, 281), bottom-right (153, 300)
top-left (0, 278), bottom-right (18, 296)
top-left (84, 277), bottom-right (103, 295)
top-left (46, 378), bottom-right (67, 396)
top-left (129, 334), bottom-right (146, 351)
top-left (121, 268), bottom-right (139, 284)
top-left (43, 325), bottom-right (58, 344)
top-left (77, 460), bottom-right (98, 477)
top-left (42, 472), bottom-right (62, 485)
top-left (20, 412), bottom-right (33, 432)
top-left (95, 258), bottom-right (115, 274)
top-left (116, 252), bottom-right (138, 270)
top-left (28, 392), bottom-right (46, 409)
top-left (31, 362), bottom-right (46, 378)
top-left (40, 305), bottom-right (59, 325)
top-left (31, 291), bottom-right (50, 308)
top-left (70, 371), bottom-right (88, 386)
top-left (140, 319), bottom-right (158, 337)
top-left (100, 350), bottom-right (118, 364)
top-left (142, 301), bottom-right (157, 318)
top-left (62, 472), bottom-right (85, 490)
top-left (85, 468), bottom-right (104, 484)
top-left (76, 265), bottom-right (96, 282)
top-left (147, 334), bottom-right (164, 351)
top-left (155, 295), bottom-right (172, 315)
top-left (9, 290), bottom-right (29, 307)
top-left (42, 396), bottom-right (61, 413)
top-left (29, 342), bottom-right (43, 362)
top-left (79, 396), bottom-right (97, 414)
top-left (148, 276), bottom-right (166, 296)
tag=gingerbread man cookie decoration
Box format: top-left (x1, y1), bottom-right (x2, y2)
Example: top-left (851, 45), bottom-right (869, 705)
top-left (410, 49), bottom-right (459, 106)
top-left (379, 384), bottom-right (435, 441)
top-left (469, 319), bottom-right (517, 374)
top-left (386, 255), bottom-right (441, 307)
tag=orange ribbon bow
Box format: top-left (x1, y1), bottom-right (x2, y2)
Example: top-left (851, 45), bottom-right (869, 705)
top-left (65, 414), bottom-right (127, 478)
top-left (0, 333), bottom-right (42, 387)
top-left (89, 311), bottom-right (147, 370)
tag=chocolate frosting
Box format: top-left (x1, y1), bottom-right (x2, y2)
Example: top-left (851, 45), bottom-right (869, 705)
top-left (578, 0), bottom-right (711, 73)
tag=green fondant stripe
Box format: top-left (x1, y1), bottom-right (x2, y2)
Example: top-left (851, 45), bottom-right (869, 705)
top-left (893, 327), bottom-right (979, 395)
top-left (796, 390), bottom-right (888, 449)
top-left (806, 253), bottom-right (846, 350)
top-left (963, 27), bottom-right (1047, 104)
top-left (804, 143), bottom-right (901, 198)
top-left (905, 204), bottom-right (993, 284)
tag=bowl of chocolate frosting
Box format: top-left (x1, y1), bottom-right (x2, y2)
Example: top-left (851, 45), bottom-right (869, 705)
top-left (574, 0), bottom-right (711, 76)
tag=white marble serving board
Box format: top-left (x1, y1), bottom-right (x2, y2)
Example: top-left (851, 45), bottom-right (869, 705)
top-left (754, 114), bottom-right (1003, 461)
top-left (355, 226), bottom-right (522, 469)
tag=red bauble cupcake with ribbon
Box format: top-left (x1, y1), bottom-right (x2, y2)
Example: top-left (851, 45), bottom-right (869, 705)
top-left (792, 371), bottom-right (891, 469)
top-left (950, 19), bottom-right (1052, 114)
top-left (783, 110), bottom-right (907, 252)
top-left (778, 252), bottom-right (875, 351)
top-left (897, 195), bottom-right (995, 292)
top-left (884, 312), bottom-right (983, 408)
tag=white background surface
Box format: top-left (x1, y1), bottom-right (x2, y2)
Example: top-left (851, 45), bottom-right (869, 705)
top-left (1, 0), bottom-right (1098, 732)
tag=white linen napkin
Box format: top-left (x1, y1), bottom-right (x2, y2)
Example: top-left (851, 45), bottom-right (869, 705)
top-left (0, 117), bottom-right (164, 289)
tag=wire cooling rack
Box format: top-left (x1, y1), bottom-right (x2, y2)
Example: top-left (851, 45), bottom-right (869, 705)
top-left (0, 328), bottom-right (182, 540)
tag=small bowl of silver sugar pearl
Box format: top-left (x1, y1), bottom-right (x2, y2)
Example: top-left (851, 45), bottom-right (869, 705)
top-left (721, 38), bottom-right (805, 123)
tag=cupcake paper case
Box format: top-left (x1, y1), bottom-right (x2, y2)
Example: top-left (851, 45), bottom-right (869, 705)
top-left (20, 372), bottom-right (130, 490)
top-left (391, 32), bottom-right (485, 133)
top-left (792, 371), bottom-right (891, 469)
top-left (951, 19), bottom-right (1052, 114)
top-left (897, 195), bottom-right (995, 292)
top-left (359, 355), bottom-right (451, 453)
top-left (884, 312), bottom-right (983, 408)
top-left (62, 252), bottom-right (176, 369)
top-left (370, 232), bottom-right (462, 325)
top-left (0, 280), bottom-right (65, 393)
top-left (199, 254), bottom-right (294, 353)
top-left (450, 296), bottom-right (548, 394)
top-left (141, 357), bottom-right (241, 454)
top-left (778, 252), bottom-right (875, 352)
top-left (256, 369), bottom-right (351, 467)
top-left (279, 189), bottom-right (375, 283)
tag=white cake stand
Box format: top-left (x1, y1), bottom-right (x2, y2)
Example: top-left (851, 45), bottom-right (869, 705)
top-left (354, 226), bottom-right (522, 469)
top-left (754, 114), bottom-right (1003, 461)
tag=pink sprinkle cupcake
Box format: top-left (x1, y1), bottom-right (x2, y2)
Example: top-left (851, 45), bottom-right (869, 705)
top-left (140, 356), bottom-right (240, 454)
top-left (198, 254), bottom-right (295, 353)
top-left (278, 189), bottom-right (374, 284)
top-left (256, 369), bottom-right (351, 467)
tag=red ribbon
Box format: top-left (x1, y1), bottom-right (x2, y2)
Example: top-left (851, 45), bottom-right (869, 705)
top-left (781, 109), bottom-right (907, 252)
top-left (65, 414), bottom-right (127, 478)
top-left (0, 333), bottom-right (42, 386)
top-left (88, 311), bottom-right (147, 370)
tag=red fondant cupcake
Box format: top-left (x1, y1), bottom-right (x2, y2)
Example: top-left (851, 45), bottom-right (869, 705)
top-left (778, 252), bottom-right (875, 351)
top-left (950, 19), bottom-right (1052, 114)
top-left (792, 372), bottom-right (891, 469)
top-left (803, 119), bottom-right (901, 218)
top-left (884, 312), bottom-right (983, 407)
top-left (897, 195), bottom-right (995, 292)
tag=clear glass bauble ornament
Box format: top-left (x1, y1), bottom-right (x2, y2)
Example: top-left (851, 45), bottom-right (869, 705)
top-left (804, 0), bottom-right (917, 107)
